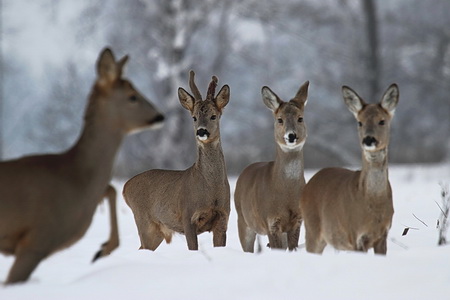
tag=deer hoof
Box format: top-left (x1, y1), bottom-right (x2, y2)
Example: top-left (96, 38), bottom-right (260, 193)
top-left (92, 250), bottom-right (103, 263)
top-left (92, 241), bottom-right (118, 263)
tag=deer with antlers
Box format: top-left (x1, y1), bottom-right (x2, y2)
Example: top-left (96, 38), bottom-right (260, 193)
top-left (0, 48), bottom-right (164, 284)
top-left (123, 71), bottom-right (230, 251)
top-left (300, 84), bottom-right (399, 254)
top-left (234, 81), bottom-right (310, 252)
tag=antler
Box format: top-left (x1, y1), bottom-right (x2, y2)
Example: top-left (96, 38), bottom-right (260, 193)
top-left (189, 70), bottom-right (202, 101)
top-left (206, 75), bottom-right (218, 101)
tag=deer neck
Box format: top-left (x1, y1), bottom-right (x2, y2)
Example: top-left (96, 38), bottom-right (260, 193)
top-left (194, 138), bottom-right (227, 182)
top-left (359, 148), bottom-right (389, 198)
top-left (66, 95), bottom-right (124, 183)
top-left (274, 144), bottom-right (305, 182)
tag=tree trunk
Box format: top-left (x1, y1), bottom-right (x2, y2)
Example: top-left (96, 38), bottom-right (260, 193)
top-left (0, 0), bottom-right (3, 159)
top-left (362, 0), bottom-right (379, 98)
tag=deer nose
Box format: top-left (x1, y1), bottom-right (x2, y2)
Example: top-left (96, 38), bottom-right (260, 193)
top-left (153, 114), bottom-right (165, 123)
top-left (287, 133), bottom-right (297, 143)
top-left (362, 136), bottom-right (377, 147)
top-left (149, 114), bottom-right (164, 126)
top-left (196, 128), bottom-right (210, 139)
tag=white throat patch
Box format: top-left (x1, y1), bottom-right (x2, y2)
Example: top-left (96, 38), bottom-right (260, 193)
top-left (363, 148), bottom-right (386, 162)
top-left (284, 159), bottom-right (303, 180)
top-left (129, 121), bottom-right (164, 135)
top-left (279, 140), bottom-right (305, 152)
top-left (363, 144), bottom-right (377, 151)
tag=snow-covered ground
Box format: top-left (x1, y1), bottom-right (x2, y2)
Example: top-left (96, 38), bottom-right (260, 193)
top-left (1, 163), bottom-right (449, 299)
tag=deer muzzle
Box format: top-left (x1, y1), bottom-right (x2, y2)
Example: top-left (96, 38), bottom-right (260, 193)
top-left (145, 114), bottom-right (165, 130)
top-left (284, 132), bottom-right (298, 146)
top-left (362, 136), bottom-right (378, 150)
top-left (196, 128), bottom-right (210, 141)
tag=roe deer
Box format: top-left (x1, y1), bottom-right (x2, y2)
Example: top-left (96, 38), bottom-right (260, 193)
top-left (0, 48), bottom-right (164, 284)
top-left (92, 184), bottom-right (119, 263)
top-left (300, 84), bottom-right (399, 255)
top-left (123, 71), bottom-right (230, 251)
top-left (234, 81), bottom-right (310, 252)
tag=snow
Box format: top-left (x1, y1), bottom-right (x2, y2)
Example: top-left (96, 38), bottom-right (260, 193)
top-left (1, 164), bottom-right (449, 299)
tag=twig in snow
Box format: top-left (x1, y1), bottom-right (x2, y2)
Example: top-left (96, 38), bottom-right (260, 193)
top-left (435, 201), bottom-right (447, 217)
top-left (199, 246), bottom-right (212, 262)
top-left (401, 225), bottom-right (418, 236)
top-left (390, 237), bottom-right (408, 250)
top-left (412, 213), bottom-right (428, 227)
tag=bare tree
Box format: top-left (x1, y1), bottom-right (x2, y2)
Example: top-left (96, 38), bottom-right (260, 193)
top-left (0, 0), bottom-right (3, 159)
top-left (381, 0), bottom-right (450, 163)
top-left (362, 0), bottom-right (380, 98)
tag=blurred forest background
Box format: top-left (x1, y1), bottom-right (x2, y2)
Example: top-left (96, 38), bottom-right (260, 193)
top-left (1, 0), bottom-right (449, 178)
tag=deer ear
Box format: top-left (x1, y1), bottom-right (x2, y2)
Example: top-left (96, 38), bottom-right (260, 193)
top-left (178, 87), bottom-right (195, 112)
top-left (342, 86), bottom-right (365, 118)
top-left (262, 86), bottom-right (282, 112)
top-left (215, 85), bottom-right (230, 111)
top-left (117, 55), bottom-right (129, 77)
top-left (97, 48), bottom-right (119, 87)
top-left (380, 83), bottom-right (399, 117)
top-left (292, 80), bottom-right (309, 107)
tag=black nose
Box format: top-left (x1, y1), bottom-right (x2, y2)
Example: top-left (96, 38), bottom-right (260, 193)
top-left (288, 133), bottom-right (297, 143)
top-left (362, 136), bottom-right (377, 147)
top-left (196, 128), bottom-right (210, 137)
top-left (153, 114), bottom-right (164, 123)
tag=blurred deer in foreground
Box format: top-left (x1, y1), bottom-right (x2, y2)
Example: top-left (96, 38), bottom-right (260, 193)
top-left (0, 48), bottom-right (164, 284)
top-left (123, 71), bottom-right (230, 251)
top-left (92, 184), bottom-right (118, 263)
top-left (234, 81), bottom-right (310, 252)
top-left (300, 84), bottom-right (399, 255)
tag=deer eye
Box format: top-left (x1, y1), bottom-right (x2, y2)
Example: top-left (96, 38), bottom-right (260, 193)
top-left (193, 116), bottom-right (197, 122)
top-left (379, 120), bottom-right (385, 125)
top-left (298, 117), bottom-right (303, 123)
top-left (277, 118), bottom-right (283, 124)
top-left (211, 115), bottom-right (217, 120)
top-left (358, 121), bottom-right (362, 127)
top-left (129, 95), bottom-right (138, 102)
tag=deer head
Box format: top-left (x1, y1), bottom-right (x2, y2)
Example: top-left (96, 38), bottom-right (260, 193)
top-left (93, 48), bottom-right (164, 134)
top-left (261, 81), bottom-right (309, 152)
top-left (342, 84), bottom-right (399, 153)
top-left (178, 70), bottom-right (230, 144)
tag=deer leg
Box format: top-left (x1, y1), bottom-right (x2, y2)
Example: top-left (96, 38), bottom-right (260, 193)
top-left (93, 185), bottom-right (119, 262)
top-left (135, 220), bottom-right (164, 251)
top-left (141, 234), bottom-right (164, 251)
top-left (356, 235), bottom-right (370, 252)
top-left (268, 233), bottom-right (284, 249)
top-left (305, 234), bottom-right (326, 254)
top-left (237, 216), bottom-right (256, 253)
top-left (305, 225), bottom-right (326, 254)
top-left (287, 223), bottom-right (301, 251)
top-left (281, 233), bottom-right (288, 249)
top-left (6, 246), bottom-right (47, 284)
top-left (212, 231), bottom-right (227, 247)
top-left (212, 213), bottom-right (228, 247)
top-left (184, 218), bottom-right (198, 251)
top-left (267, 218), bottom-right (284, 249)
top-left (373, 232), bottom-right (388, 255)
